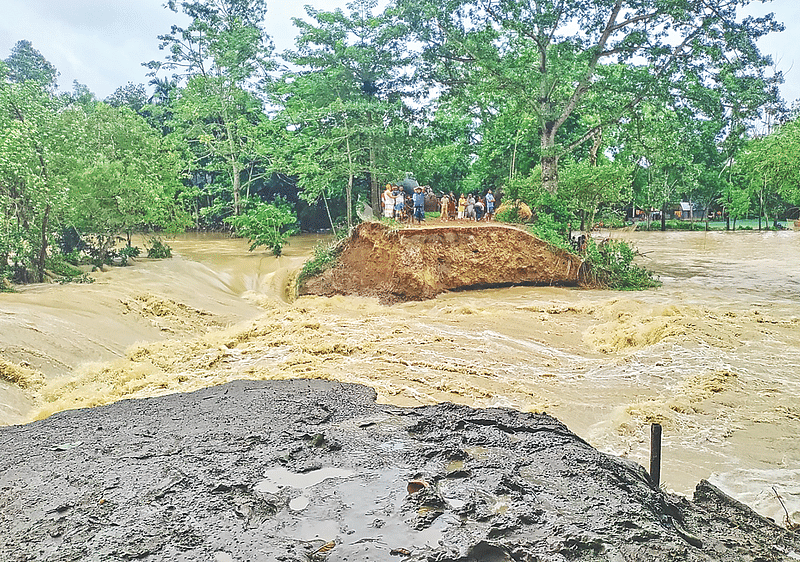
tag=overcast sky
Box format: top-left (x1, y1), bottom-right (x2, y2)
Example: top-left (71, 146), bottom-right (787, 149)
top-left (1, 0), bottom-right (798, 103)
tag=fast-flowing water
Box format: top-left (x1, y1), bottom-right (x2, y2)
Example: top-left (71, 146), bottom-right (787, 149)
top-left (1, 229), bottom-right (798, 524)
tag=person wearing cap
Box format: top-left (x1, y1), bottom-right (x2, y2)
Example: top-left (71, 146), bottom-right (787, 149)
top-left (485, 189), bottom-right (495, 221)
top-left (412, 186), bottom-right (425, 223)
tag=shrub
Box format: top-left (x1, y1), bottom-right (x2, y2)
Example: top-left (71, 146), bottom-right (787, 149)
top-left (1, 277), bottom-right (14, 292)
top-left (225, 200), bottom-right (298, 256)
top-left (298, 238), bottom-right (344, 285)
top-left (146, 236), bottom-right (172, 259)
top-left (528, 212), bottom-right (571, 251)
top-left (581, 239), bottom-right (660, 290)
top-left (297, 226), bottom-right (352, 288)
top-left (495, 206), bottom-right (524, 223)
top-left (45, 257), bottom-right (83, 278)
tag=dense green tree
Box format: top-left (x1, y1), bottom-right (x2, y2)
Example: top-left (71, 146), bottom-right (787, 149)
top-left (148, 0), bottom-right (275, 219)
top-left (0, 76), bottom-right (74, 282)
top-left (0, 59), bottom-right (189, 283)
top-left (559, 157), bottom-right (632, 232)
top-left (3, 40), bottom-right (58, 89)
top-left (105, 82), bottom-right (148, 113)
top-left (736, 118), bottom-right (800, 228)
top-left (66, 104), bottom-right (189, 246)
top-left (276, 0), bottom-right (413, 223)
top-left (397, 0), bottom-right (782, 194)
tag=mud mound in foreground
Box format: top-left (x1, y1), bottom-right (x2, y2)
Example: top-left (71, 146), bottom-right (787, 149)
top-left (1, 379), bottom-right (797, 561)
top-left (301, 221), bottom-right (583, 302)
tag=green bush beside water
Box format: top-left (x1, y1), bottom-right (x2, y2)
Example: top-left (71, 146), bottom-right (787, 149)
top-left (582, 239), bottom-right (661, 290)
top-left (297, 227), bottom-right (351, 288)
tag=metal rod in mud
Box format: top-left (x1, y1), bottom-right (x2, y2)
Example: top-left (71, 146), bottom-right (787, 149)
top-left (650, 423), bottom-right (662, 488)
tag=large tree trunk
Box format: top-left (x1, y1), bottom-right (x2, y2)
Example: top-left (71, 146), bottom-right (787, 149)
top-left (36, 203), bottom-right (51, 283)
top-left (541, 125), bottom-right (559, 195)
top-left (345, 133), bottom-right (354, 230)
top-left (369, 145), bottom-right (379, 215)
top-left (232, 162), bottom-right (241, 217)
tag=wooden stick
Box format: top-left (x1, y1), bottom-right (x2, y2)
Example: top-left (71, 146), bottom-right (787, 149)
top-left (650, 423), bottom-right (662, 488)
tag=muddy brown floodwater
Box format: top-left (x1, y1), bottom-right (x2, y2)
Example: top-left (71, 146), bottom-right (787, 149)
top-left (1, 228), bottom-right (799, 525)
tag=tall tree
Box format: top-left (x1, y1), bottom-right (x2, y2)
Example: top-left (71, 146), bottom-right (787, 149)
top-left (277, 0), bottom-right (413, 219)
top-left (66, 104), bottom-right (189, 246)
top-left (3, 40), bottom-right (59, 89)
top-left (0, 76), bottom-right (68, 282)
top-left (147, 0), bottom-right (274, 218)
top-left (737, 118), bottom-right (800, 228)
top-left (105, 82), bottom-right (149, 113)
top-left (397, 0), bottom-right (783, 194)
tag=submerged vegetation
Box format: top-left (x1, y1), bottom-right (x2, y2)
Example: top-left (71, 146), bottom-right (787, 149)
top-left (2, 0), bottom-right (799, 288)
top-left (581, 240), bottom-right (661, 291)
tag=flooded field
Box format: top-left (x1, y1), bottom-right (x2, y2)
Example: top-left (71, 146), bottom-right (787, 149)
top-left (1, 228), bottom-right (798, 523)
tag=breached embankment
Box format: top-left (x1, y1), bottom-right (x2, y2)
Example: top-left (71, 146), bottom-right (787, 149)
top-left (1, 379), bottom-right (797, 561)
top-left (301, 222), bottom-right (583, 302)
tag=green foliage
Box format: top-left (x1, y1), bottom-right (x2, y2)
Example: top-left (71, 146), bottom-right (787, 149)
top-left (105, 82), bottom-right (148, 113)
top-left (396, 0), bottom-right (781, 195)
top-left (274, 0), bottom-right (413, 227)
top-left (582, 240), bottom-right (660, 291)
top-left (494, 206), bottom-right (525, 224)
top-left (3, 40), bottom-right (58, 89)
top-left (298, 227), bottom-right (351, 287)
top-left (298, 239), bottom-right (343, 285)
top-left (735, 118), bottom-right (800, 227)
top-left (118, 245), bottom-right (141, 265)
top-left (558, 159), bottom-right (632, 227)
top-left (224, 200), bottom-right (298, 255)
top-left (44, 257), bottom-right (82, 278)
top-left (145, 237), bottom-right (172, 259)
top-left (149, 0), bottom-right (275, 222)
top-left (528, 214), bottom-right (570, 252)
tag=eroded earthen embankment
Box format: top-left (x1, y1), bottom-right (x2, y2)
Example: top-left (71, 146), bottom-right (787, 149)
top-left (301, 222), bottom-right (583, 302)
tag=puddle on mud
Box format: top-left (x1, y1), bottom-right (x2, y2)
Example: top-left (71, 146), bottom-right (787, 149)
top-left (254, 466), bottom-right (354, 495)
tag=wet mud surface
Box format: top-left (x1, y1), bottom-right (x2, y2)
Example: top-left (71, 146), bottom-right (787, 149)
top-left (2, 379), bottom-right (798, 561)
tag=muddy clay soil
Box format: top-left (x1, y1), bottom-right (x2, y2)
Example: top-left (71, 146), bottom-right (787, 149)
top-left (301, 222), bottom-right (583, 302)
top-left (2, 379), bottom-right (798, 562)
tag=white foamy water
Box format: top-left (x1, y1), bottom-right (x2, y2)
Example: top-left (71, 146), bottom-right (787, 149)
top-left (1, 228), bottom-right (798, 524)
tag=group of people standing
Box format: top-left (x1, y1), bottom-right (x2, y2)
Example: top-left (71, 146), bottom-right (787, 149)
top-left (440, 191), bottom-right (495, 222)
top-left (381, 183), bottom-right (498, 224)
top-left (382, 183), bottom-right (428, 223)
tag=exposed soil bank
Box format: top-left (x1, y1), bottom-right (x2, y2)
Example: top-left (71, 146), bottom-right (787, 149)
top-left (301, 222), bottom-right (582, 302)
top-left (1, 379), bottom-right (797, 561)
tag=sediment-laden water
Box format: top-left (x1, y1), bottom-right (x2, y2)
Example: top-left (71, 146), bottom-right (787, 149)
top-left (1, 229), bottom-right (798, 525)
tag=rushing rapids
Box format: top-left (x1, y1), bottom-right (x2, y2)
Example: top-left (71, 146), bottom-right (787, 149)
top-left (0, 227), bottom-right (799, 526)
